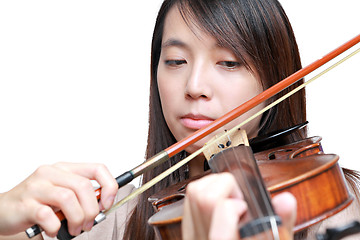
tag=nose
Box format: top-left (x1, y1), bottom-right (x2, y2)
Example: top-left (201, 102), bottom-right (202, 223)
top-left (185, 63), bottom-right (213, 100)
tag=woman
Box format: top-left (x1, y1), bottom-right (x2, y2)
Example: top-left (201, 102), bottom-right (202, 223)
top-left (0, 0), bottom-right (358, 239)
top-left (124, 0), bottom-right (305, 239)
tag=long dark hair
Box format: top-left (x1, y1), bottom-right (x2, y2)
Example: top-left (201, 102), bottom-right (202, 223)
top-left (124, 0), bottom-right (306, 239)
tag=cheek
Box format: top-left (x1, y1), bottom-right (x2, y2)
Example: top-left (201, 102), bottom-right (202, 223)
top-left (158, 69), bottom-right (177, 109)
top-left (216, 73), bottom-right (264, 137)
top-left (157, 66), bottom-right (184, 132)
top-left (158, 78), bottom-right (172, 120)
top-left (157, 60), bottom-right (184, 101)
top-left (218, 73), bottom-right (263, 113)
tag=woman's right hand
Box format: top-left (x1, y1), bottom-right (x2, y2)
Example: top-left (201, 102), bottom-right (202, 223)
top-left (0, 162), bottom-right (118, 237)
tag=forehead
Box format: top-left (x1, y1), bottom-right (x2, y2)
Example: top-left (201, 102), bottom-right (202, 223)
top-left (162, 5), bottom-right (218, 48)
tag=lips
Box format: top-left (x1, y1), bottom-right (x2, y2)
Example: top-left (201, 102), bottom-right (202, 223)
top-left (180, 114), bottom-right (215, 130)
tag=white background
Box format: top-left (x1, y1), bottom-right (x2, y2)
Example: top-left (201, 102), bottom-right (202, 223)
top-left (0, 0), bottom-right (359, 192)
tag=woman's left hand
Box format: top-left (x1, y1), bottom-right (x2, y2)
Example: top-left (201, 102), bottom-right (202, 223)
top-left (182, 172), bottom-right (297, 240)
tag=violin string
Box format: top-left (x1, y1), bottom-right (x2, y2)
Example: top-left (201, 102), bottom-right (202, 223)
top-left (226, 142), bottom-right (280, 240)
top-left (228, 144), bottom-right (266, 239)
top-left (104, 47), bottom-right (360, 217)
top-left (269, 216), bottom-right (280, 240)
top-left (210, 135), bottom-right (255, 238)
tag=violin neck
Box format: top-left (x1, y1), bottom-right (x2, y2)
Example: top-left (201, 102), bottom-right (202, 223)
top-left (207, 131), bottom-right (290, 239)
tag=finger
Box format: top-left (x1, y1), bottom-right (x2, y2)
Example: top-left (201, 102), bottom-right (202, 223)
top-left (37, 184), bottom-right (85, 236)
top-left (184, 188), bottom-right (209, 238)
top-left (20, 182), bottom-right (84, 236)
top-left (31, 203), bottom-right (61, 237)
top-left (186, 173), bottom-right (243, 212)
top-left (33, 165), bottom-right (99, 232)
top-left (87, 164), bottom-right (118, 210)
top-left (54, 162), bottom-right (118, 210)
top-left (272, 192), bottom-right (297, 235)
top-left (184, 173), bottom-right (244, 238)
top-left (182, 197), bottom-right (200, 239)
top-left (0, 190), bottom-right (59, 236)
top-left (209, 198), bottom-right (247, 240)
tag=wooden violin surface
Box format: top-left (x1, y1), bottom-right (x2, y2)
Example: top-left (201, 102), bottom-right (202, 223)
top-left (259, 154), bottom-right (352, 232)
top-left (148, 138), bottom-right (352, 239)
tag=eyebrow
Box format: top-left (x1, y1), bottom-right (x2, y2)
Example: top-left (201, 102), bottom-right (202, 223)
top-left (161, 38), bottom-right (188, 49)
top-left (161, 38), bottom-right (228, 53)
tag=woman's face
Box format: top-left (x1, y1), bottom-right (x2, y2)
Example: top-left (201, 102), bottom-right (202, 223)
top-left (157, 6), bottom-right (265, 154)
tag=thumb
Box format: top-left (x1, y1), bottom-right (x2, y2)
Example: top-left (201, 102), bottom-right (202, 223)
top-left (272, 192), bottom-right (297, 237)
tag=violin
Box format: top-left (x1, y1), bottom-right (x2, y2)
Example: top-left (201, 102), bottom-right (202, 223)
top-left (147, 127), bottom-right (352, 239)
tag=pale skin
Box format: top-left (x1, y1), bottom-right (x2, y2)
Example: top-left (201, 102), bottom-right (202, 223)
top-left (0, 163), bottom-right (118, 239)
top-left (0, 5), bottom-right (298, 240)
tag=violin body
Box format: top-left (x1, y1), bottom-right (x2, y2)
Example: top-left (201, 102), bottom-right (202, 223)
top-left (148, 137), bottom-right (353, 239)
top-left (260, 154), bottom-right (352, 232)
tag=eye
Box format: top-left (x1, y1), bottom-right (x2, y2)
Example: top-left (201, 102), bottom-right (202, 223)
top-left (164, 59), bottom-right (187, 67)
top-left (218, 61), bottom-right (241, 70)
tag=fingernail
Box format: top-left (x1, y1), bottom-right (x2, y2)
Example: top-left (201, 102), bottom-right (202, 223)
top-left (71, 226), bottom-right (82, 236)
top-left (84, 221), bottom-right (94, 232)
